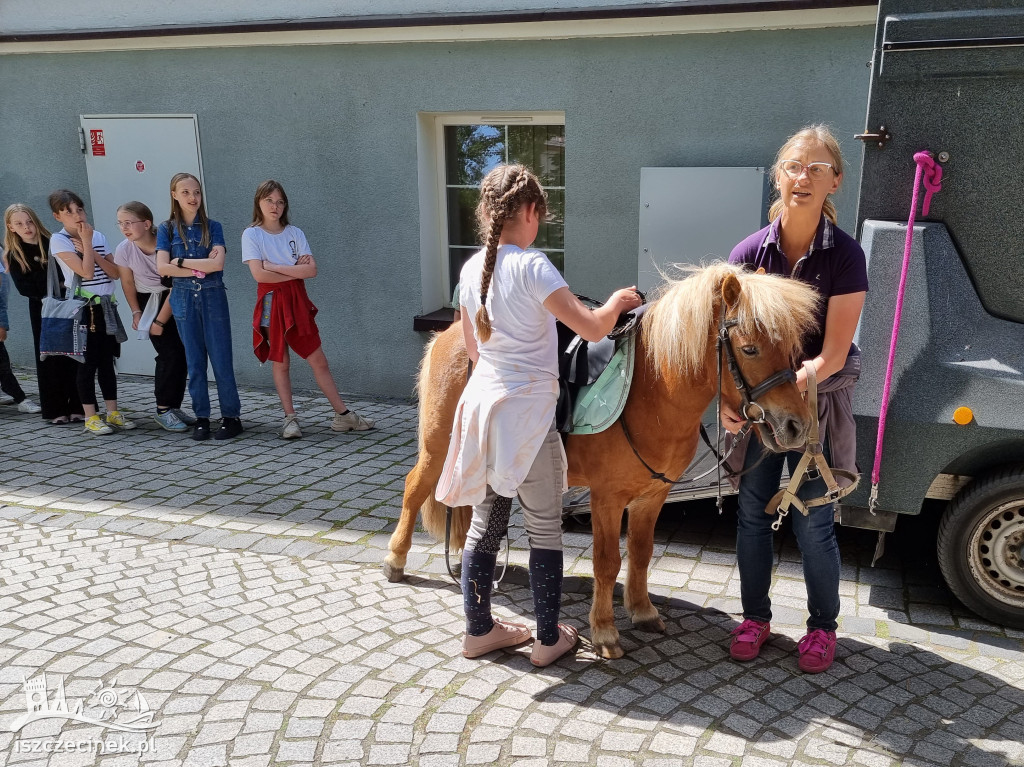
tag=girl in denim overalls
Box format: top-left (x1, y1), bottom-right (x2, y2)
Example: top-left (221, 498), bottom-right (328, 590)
top-left (156, 173), bottom-right (242, 441)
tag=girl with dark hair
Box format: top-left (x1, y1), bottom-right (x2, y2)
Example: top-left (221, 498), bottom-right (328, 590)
top-left (48, 189), bottom-right (135, 435)
top-left (3, 204), bottom-right (75, 422)
top-left (436, 164), bottom-right (642, 667)
top-left (156, 173), bottom-right (242, 441)
top-left (114, 200), bottom-right (193, 432)
top-left (242, 180), bottom-right (373, 439)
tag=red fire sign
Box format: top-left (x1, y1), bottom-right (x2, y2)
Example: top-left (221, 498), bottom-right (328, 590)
top-left (90, 129), bottom-right (105, 156)
top-left (136, 161), bottom-right (145, 172)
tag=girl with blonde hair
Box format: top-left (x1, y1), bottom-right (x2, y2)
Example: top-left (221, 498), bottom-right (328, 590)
top-left (156, 173), bottom-right (242, 440)
top-left (723, 125), bottom-right (868, 673)
top-left (3, 204), bottom-right (73, 421)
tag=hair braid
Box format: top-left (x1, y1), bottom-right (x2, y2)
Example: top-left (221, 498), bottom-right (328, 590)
top-left (473, 164), bottom-right (548, 343)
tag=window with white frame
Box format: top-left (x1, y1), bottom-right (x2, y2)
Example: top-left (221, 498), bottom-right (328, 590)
top-left (438, 115), bottom-right (565, 304)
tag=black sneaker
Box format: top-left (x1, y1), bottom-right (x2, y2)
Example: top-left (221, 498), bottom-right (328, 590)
top-left (214, 417), bottom-right (243, 440)
top-left (192, 418), bottom-right (211, 441)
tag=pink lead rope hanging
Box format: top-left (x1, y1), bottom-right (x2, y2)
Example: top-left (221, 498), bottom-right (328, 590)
top-left (868, 151), bottom-right (943, 512)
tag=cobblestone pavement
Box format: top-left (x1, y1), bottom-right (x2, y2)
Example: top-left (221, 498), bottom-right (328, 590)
top-left (0, 370), bottom-right (1023, 767)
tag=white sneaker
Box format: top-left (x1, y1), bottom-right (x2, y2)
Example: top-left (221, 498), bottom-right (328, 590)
top-left (0, 394), bottom-right (15, 405)
top-left (281, 414), bottom-right (302, 440)
top-left (17, 399), bottom-right (41, 414)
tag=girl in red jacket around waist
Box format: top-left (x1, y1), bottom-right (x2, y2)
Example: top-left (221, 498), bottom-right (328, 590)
top-left (242, 180), bottom-right (374, 439)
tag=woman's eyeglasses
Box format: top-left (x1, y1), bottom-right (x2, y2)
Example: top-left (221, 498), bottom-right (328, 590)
top-left (781, 160), bottom-right (836, 180)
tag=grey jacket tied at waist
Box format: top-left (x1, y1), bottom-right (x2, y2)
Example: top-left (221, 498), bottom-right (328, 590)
top-left (724, 346), bottom-right (861, 490)
top-left (97, 294), bottom-right (128, 344)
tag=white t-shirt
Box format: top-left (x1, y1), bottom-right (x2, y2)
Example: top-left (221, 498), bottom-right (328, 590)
top-left (436, 245), bottom-right (569, 506)
top-left (50, 229), bottom-right (115, 297)
top-left (459, 244), bottom-right (568, 378)
top-left (113, 239), bottom-right (162, 290)
top-left (240, 225), bottom-right (311, 266)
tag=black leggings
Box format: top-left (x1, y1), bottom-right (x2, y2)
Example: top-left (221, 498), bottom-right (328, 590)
top-left (78, 305), bottom-right (119, 407)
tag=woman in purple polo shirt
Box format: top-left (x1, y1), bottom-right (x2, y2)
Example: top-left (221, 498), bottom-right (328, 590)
top-left (722, 125), bottom-right (868, 674)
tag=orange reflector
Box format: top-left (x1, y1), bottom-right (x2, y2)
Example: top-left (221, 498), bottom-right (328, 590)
top-left (953, 407), bottom-right (974, 425)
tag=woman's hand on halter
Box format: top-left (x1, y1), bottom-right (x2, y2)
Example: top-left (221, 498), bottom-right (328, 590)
top-left (720, 401), bottom-right (746, 435)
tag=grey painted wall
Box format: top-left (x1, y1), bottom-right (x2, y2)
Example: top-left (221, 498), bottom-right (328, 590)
top-left (0, 25), bottom-right (873, 401)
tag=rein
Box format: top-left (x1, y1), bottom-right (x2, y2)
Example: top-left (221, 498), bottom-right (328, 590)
top-left (868, 151), bottom-right (943, 512)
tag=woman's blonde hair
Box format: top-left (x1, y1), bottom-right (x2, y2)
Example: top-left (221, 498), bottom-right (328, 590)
top-left (3, 203), bottom-right (52, 272)
top-left (473, 164), bottom-right (547, 342)
top-left (768, 124), bottom-right (844, 224)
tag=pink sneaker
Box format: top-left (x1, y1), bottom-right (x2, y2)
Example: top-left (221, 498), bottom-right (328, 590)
top-left (462, 618), bottom-right (532, 659)
top-left (729, 619), bottom-right (771, 661)
top-left (797, 629), bottom-right (837, 673)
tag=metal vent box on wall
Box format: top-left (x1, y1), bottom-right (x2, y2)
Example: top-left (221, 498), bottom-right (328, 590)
top-left (638, 167), bottom-right (766, 293)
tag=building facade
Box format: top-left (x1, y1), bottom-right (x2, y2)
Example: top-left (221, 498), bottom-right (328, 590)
top-left (0, 1), bottom-right (877, 397)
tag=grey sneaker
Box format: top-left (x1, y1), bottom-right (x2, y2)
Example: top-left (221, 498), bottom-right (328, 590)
top-left (154, 409), bottom-right (188, 432)
top-left (282, 414), bottom-right (302, 439)
top-left (0, 394), bottom-right (14, 405)
top-left (331, 410), bottom-right (375, 432)
top-left (171, 408), bottom-right (197, 426)
top-left (17, 399), bottom-right (41, 414)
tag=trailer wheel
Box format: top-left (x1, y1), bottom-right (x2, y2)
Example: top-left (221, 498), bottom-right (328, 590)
top-left (937, 468), bottom-right (1024, 629)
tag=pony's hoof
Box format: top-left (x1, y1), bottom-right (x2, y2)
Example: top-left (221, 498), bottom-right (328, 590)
top-left (382, 560), bottom-right (406, 583)
top-left (595, 641), bottom-right (625, 660)
top-left (633, 616), bottom-right (666, 634)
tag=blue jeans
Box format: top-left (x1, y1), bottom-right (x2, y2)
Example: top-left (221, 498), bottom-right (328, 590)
top-left (169, 277), bottom-right (241, 419)
top-left (736, 436), bottom-right (840, 632)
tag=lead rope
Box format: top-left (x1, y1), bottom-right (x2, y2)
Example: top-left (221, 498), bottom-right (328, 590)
top-left (868, 151), bottom-right (943, 512)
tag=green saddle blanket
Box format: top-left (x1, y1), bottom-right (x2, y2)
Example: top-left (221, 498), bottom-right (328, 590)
top-left (570, 332), bottom-right (636, 435)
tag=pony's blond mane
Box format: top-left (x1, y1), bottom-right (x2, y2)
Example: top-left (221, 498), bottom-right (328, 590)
top-left (641, 262), bottom-right (820, 379)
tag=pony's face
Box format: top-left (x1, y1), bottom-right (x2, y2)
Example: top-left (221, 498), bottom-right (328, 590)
top-left (718, 273), bottom-right (810, 452)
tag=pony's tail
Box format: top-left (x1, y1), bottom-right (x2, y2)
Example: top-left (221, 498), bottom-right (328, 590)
top-left (415, 330), bottom-right (472, 550)
top-left (420, 498), bottom-right (472, 551)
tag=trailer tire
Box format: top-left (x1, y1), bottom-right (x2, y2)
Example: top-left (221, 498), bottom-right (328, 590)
top-left (937, 468), bottom-right (1024, 629)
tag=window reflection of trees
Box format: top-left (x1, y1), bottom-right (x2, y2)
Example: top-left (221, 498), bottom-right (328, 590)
top-left (444, 123), bottom-right (566, 295)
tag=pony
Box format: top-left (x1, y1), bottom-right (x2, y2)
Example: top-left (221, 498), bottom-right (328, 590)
top-left (385, 262), bottom-right (820, 659)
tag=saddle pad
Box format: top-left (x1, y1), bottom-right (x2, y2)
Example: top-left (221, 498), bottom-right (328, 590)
top-left (570, 332), bottom-right (636, 435)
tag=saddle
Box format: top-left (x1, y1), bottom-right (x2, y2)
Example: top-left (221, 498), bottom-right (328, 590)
top-left (555, 303), bottom-right (646, 433)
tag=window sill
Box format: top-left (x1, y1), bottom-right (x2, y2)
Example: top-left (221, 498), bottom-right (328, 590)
top-left (413, 308), bottom-right (456, 332)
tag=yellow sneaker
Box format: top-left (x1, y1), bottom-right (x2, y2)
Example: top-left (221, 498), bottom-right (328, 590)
top-left (84, 415), bottom-right (114, 435)
top-left (105, 410), bottom-right (137, 430)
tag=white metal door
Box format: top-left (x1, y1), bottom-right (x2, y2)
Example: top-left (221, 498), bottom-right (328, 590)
top-left (79, 114), bottom-right (204, 376)
top-left (638, 167), bottom-right (766, 292)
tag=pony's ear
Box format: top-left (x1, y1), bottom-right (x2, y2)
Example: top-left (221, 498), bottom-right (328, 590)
top-left (721, 273), bottom-right (742, 309)
top-left (755, 267), bottom-right (766, 275)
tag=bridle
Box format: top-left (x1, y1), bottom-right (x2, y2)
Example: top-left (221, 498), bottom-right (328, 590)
top-left (620, 300), bottom-right (799, 506)
top-left (717, 307), bottom-right (796, 426)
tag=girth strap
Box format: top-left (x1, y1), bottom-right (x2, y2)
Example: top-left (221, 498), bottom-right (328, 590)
top-left (765, 361), bottom-right (860, 529)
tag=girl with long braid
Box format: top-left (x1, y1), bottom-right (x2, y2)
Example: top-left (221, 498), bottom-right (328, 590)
top-left (436, 164), bottom-right (642, 667)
